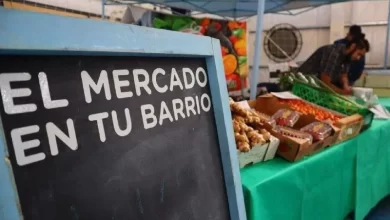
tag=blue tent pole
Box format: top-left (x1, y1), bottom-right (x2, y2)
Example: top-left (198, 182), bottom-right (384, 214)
top-left (384, 0), bottom-right (390, 69)
top-left (102, 0), bottom-right (105, 19)
top-left (250, 0), bottom-right (266, 100)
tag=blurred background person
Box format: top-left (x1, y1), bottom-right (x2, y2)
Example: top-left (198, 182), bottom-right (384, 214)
top-left (334, 25), bottom-right (368, 86)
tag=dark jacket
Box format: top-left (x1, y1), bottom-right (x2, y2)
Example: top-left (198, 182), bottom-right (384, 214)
top-left (298, 44), bottom-right (348, 88)
top-left (334, 38), bottom-right (365, 85)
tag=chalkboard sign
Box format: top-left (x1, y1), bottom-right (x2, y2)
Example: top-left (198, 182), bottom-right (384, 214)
top-left (0, 8), bottom-right (246, 220)
top-left (0, 55), bottom-right (231, 220)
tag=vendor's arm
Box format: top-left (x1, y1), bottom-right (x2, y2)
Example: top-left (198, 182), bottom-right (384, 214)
top-left (349, 56), bottom-right (366, 84)
top-left (319, 47), bottom-right (347, 94)
top-left (357, 56), bottom-right (366, 79)
top-left (319, 46), bottom-right (352, 95)
top-left (340, 73), bottom-right (351, 90)
top-left (360, 72), bottom-right (367, 79)
top-left (320, 72), bottom-right (352, 95)
top-left (340, 62), bottom-right (352, 90)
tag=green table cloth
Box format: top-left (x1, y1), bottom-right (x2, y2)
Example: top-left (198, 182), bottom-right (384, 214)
top-left (241, 98), bottom-right (390, 220)
top-left (355, 98), bottom-right (390, 219)
top-left (355, 120), bottom-right (390, 219)
top-left (241, 138), bottom-right (358, 220)
top-left (378, 97), bottom-right (390, 107)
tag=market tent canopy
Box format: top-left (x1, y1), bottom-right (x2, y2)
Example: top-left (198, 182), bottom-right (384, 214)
top-left (106, 0), bottom-right (361, 18)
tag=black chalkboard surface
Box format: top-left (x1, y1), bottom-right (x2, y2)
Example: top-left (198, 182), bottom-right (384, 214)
top-left (0, 56), bottom-right (230, 220)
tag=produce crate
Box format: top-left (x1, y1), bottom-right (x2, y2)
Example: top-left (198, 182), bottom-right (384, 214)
top-left (277, 96), bottom-right (363, 142)
top-left (292, 82), bottom-right (374, 130)
top-left (237, 136), bottom-right (279, 168)
top-left (237, 143), bottom-right (268, 168)
top-left (249, 95), bottom-right (341, 162)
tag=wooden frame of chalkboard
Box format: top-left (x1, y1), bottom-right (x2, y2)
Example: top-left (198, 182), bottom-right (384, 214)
top-left (0, 8), bottom-right (246, 220)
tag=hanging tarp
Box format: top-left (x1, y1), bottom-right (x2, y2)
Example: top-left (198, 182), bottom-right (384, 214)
top-left (110, 0), bottom-right (362, 18)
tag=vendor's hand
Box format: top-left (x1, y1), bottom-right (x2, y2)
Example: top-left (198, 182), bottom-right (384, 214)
top-left (341, 87), bottom-right (353, 96)
top-left (345, 85), bottom-right (352, 93)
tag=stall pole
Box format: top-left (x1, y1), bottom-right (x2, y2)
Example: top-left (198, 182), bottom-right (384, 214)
top-left (102, 0), bottom-right (105, 19)
top-left (250, 0), bottom-right (265, 100)
top-left (384, 0), bottom-right (390, 69)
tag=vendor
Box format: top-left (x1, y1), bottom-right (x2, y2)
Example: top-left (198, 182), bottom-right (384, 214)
top-left (334, 25), bottom-right (368, 85)
top-left (297, 37), bottom-right (370, 95)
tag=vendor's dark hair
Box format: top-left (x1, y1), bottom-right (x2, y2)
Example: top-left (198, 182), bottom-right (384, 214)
top-left (347, 33), bottom-right (369, 51)
top-left (363, 39), bottom-right (370, 52)
top-left (349, 25), bottom-right (362, 37)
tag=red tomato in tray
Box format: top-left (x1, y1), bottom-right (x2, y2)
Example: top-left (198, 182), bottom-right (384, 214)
top-left (278, 99), bottom-right (342, 123)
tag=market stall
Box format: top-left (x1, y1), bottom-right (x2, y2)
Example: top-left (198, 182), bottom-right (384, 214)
top-left (102, 1), bottom-right (390, 220)
top-left (3, 2), bottom-right (390, 220)
top-left (228, 72), bottom-right (390, 220)
top-left (241, 117), bottom-right (390, 220)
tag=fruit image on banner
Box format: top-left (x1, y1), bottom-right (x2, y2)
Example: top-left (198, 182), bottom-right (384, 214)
top-left (151, 13), bottom-right (248, 92)
top-left (223, 54), bottom-right (237, 75)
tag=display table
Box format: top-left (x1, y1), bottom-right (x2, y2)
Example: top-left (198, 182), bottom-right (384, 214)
top-left (378, 97), bottom-right (390, 108)
top-left (355, 98), bottom-right (390, 219)
top-left (241, 98), bottom-right (390, 220)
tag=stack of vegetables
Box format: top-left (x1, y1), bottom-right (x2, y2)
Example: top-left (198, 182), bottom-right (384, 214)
top-left (278, 99), bottom-right (342, 123)
top-left (229, 98), bottom-right (272, 152)
top-left (280, 72), bottom-right (373, 129)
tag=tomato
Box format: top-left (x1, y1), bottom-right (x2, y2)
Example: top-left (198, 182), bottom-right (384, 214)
top-left (221, 47), bottom-right (228, 56)
top-left (229, 36), bottom-right (239, 44)
top-left (223, 54), bottom-right (238, 75)
top-left (199, 27), bottom-right (206, 35)
top-left (201, 18), bottom-right (210, 27)
top-left (226, 73), bottom-right (241, 91)
top-left (278, 99), bottom-right (341, 123)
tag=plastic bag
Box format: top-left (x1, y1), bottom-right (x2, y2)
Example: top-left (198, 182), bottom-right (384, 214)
top-left (272, 109), bottom-right (300, 127)
top-left (300, 122), bottom-right (333, 141)
top-left (275, 126), bottom-right (313, 144)
top-left (251, 110), bottom-right (276, 127)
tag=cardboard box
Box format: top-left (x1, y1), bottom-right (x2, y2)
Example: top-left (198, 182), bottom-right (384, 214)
top-left (237, 135), bottom-right (279, 168)
top-left (237, 142), bottom-right (268, 168)
top-left (270, 92), bottom-right (364, 144)
top-left (250, 95), bottom-right (341, 162)
top-left (264, 136), bottom-right (280, 161)
top-left (335, 114), bottom-right (364, 143)
top-left (270, 130), bottom-right (312, 162)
